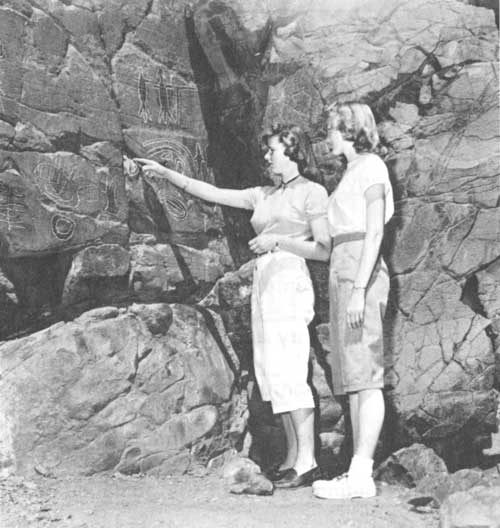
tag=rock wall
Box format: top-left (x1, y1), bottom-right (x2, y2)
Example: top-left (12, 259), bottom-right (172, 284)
top-left (0, 0), bottom-right (234, 338)
top-left (0, 0), bottom-right (498, 474)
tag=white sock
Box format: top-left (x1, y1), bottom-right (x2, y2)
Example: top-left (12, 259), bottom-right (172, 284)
top-left (348, 454), bottom-right (373, 478)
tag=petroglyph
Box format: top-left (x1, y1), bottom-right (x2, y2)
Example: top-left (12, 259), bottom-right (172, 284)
top-left (143, 137), bottom-right (197, 177)
top-left (0, 86), bottom-right (5, 114)
top-left (101, 176), bottom-right (119, 216)
top-left (0, 181), bottom-right (28, 231)
top-left (138, 70), bottom-right (152, 124)
top-left (34, 160), bottom-right (100, 211)
top-left (156, 68), bottom-right (174, 125)
top-left (51, 213), bottom-right (75, 241)
top-left (124, 138), bottom-right (208, 222)
top-left (194, 142), bottom-right (209, 181)
top-left (134, 70), bottom-right (197, 127)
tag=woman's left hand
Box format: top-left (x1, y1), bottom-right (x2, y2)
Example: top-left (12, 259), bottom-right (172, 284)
top-left (346, 288), bottom-right (366, 329)
top-left (249, 234), bottom-right (278, 254)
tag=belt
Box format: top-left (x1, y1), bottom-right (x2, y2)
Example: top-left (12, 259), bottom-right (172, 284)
top-left (332, 232), bottom-right (365, 247)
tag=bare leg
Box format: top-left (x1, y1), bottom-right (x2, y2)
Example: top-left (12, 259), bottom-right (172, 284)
top-left (289, 407), bottom-right (317, 474)
top-left (312, 390), bottom-right (382, 499)
top-left (280, 412), bottom-right (297, 469)
top-left (355, 388), bottom-right (385, 459)
top-left (348, 392), bottom-right (360, 454)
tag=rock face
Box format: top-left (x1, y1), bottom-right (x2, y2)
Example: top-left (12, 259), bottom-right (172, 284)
top-left (0, 0), bottom-right (234, 338)
top-left (0, 303), bottom-right (243, 476)
top-left (0, 0), bottom-right (498, 474)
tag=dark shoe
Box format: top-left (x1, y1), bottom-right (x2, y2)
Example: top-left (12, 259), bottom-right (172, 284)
top-left (266, 467), bottom-right (294, 482)
top-left (274, 466), bottom-right (320, 489)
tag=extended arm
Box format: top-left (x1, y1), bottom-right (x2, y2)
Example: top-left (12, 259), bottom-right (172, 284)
top-left (134, 158), bottom-right (254, 209)
top-left (248, 216), bottom-right (331, 262)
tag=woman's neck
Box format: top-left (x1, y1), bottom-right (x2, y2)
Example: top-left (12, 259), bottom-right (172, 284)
top-left (344, 142), bottom-right (359, 163)
top-left (281, 166), bottom-right (301, 184)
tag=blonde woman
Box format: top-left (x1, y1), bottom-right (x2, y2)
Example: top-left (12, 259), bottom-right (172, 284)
top-left (136, 124), bottom-right (330, 489)
top-left (313, 103), bottom-right (394, 499)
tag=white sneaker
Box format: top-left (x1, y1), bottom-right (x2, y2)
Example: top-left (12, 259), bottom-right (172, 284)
top-left (312, 472), bottom-right (376, 499)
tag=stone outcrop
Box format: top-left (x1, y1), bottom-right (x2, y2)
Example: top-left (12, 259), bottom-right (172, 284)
top-left (0, 303), bottom-right (244, 476)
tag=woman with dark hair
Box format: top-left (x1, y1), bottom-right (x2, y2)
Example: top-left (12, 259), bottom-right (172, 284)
top-left (312, 103), bottom-right (394, 500)
top-left (135, 123), bottom-right (330, 489)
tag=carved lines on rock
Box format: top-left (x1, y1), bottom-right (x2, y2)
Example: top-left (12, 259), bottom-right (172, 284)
top-left (136, 69), bottom-right (197, 128)
top-left (0, 181), bottom-right (28, 231)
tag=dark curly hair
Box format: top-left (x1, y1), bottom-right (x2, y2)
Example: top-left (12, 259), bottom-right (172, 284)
top-left (262, 124), bottom-right (320, 181)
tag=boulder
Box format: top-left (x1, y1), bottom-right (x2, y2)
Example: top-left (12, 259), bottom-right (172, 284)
top-left (222, 452), bottom-right (274, 496)
top-left (440, 486), bottom-right (500, 528)
top-left (375, 443), bottom-right (449, 488)
top-left (0, 303), bottom-right (245, 476)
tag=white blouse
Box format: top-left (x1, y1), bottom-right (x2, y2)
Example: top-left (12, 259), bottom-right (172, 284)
top-left (327, 153), bottom-right (394, 237)
top-left (239, 177), bottom-right (328, 241)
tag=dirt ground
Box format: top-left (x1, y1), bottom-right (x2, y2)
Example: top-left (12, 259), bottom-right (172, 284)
top-left (1, 473), bottom-right (440, 528)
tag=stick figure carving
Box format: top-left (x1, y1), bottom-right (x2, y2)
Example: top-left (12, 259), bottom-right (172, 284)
top-left (0, 181), bottom-right (28, 231)
top-left (138, 70), bottom-right (152, 123)
top-left (156, 68), bottom-right (171, 125)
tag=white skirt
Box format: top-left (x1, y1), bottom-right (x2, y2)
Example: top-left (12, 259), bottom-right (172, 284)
top-left (251, 251), bottom-right (315, 414)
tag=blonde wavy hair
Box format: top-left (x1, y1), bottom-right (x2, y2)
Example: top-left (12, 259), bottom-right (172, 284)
top-left (327, 102), bottom-right (381, 154)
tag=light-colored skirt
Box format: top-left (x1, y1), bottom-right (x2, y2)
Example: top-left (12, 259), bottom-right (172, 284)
top-left (328, 233), bottom-right (389, 396)
top-left (251, 251), bottom-right (315, 413)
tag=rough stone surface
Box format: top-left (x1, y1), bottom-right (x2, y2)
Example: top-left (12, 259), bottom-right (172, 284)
top-left (0, 0), bottom-right (236, 339)
top-left (376, 443), bottom-right (449, 488)
top-left (440, 485), bottom-right (500, 528)
top-left (62, 244), bottom-right (131, 306)
top-left (0, 149), bottom-right (128, 258)
top-left (417, 468), bottom-right (497, 505)
top-left (130, 242), bottom-right (226, 301)
top-left (377, 445), bottom-right (500, 506)
top-left (0, 303), bottom-right (244, 476)
top-left (222, 453), bottom-right (274, 496)
top-left (0, 0), bottom-right (498, 475)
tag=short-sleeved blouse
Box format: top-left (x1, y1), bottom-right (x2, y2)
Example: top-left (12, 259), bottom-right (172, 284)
top-left (239, 177), bottom-right (328, 241)
top-left (327, 153), bottom-right (394, 237)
